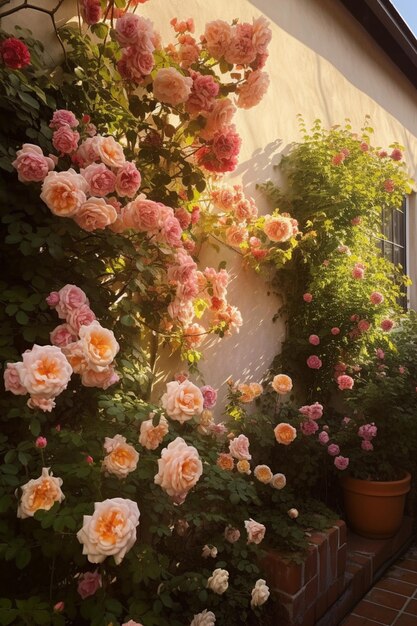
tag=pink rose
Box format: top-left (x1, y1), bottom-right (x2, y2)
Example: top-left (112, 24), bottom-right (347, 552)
top-left (244, 518), bottom-right (265, 545)
top-left (318, 431), bottom-right (329, 445)
top-left (383, 179), bottom-right (395, 192)
top-left (229, 434), bottom-right (251, 460)
top-left (75, 137), bottom-right (101, 167)
top-left (81, 0), bottom-right (101, 25)
top-left (204, 20), bottom-right (232, 59)
top-left (358, 423), bottom-right (377, 440)
top-left (77, 571), bottom-right (102, 599)
top-left (56, 284), bottom-right (88, 318)
top-left (186, 71), bottom-right (219, 117)
top-left (252, 15), bottom-right (271, 54)
top-left (301, 419), bottom-right (319, 436)
top-left (4, 362), bottom-right (27, 395)
top-left (200, 385), bottom-right (218, 409)
top-left (334, 455), bottom-right (349, 470)
top-left (115, 14), bottom-right (154, 50)
top-left (35, 436), bottom-right (47, 448)
top-left (309, 334), bottom-right (320, 346)
top-left (225, 23), bottom-right (256, 65)
top-left (67, 305), bottom-right (96, 333)
top-left (117, 47), bottom-right (154, 83)
top-left (154, 436), bottom-right (203, 499)
top-left (337, 375), bottom-right (354, 390)
top-left (225, 224), bottom-right (247, 246)
top-left (12, 144), bottom-right (55, 183)
top-left (357, 319), bottom-right (371, 333)
top-left (381, 319), bottom-right (394, 332)
top-left (201, 98), bottom-right (236, 140)
top-left (197, 125), bottom-right (241, 173)
top-left (115, 162), bottom-right (141, 198)
top-left (52, 126), bottom-right (80, 154)
top-left (331, 327), bottom-right (340, 335)
top-left (41, 169), bottom-right (88, 217)
top-left (153, 67), bottom-right (193, 105)
top-left (352, 263), bottom-right (365, 279)
top-left (236, 70), bottom-right (270, 109)
top-left (360, 142), bottom-right (369, 152)
top-left (224, 525), bottom-right (240, 543)
top-left (332, 152), bottom-right (345, 166)
top-left (303, 293), bottom-right (313, 303)
top-left (159, 215), bottom-right (183, 247)
top-left (351, 216), bottom-right (361, 225)
top-left (307, 355), bottom-right (322, 369)
top-left (376, 348), bottom-right (385, 359)
top-left (175, 207), bottom-right (191, 230)
top-left (370, 291), bottom-right (384, 305)
top-left (50, 323), bottom-right (77, 348)
top-left (50, 110), bottom-right (78, 129)
top-left (81, 163), bottom-right (116, 197)
top-left (122, 196), bottom-right (161, 232)
top-left (327, 443), bottom-right (340, 456)
top-left (46, 291), bottom-right (60, 308)
top-left (390, 148), bottom-right (402, 161)
top-left (299, 402), bottom-right (323, 420)
top-left (179, 37), bottom-right (200, 68)
top-left (361, 440), bottom-right (374, 451)
top-left (74, 197), bottom-right (117, 231)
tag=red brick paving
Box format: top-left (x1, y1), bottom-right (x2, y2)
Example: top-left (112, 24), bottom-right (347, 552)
top-left (341, 545), bottom-right (417, 626)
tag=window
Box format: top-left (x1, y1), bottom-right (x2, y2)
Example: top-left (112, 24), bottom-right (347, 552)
top-left (379, 197), bottom-right (407, 308)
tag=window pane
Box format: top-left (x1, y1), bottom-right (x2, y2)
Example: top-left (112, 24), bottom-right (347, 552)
top-left (384, 241), bottom-right (394, 264)
top-left (393, 244), bottom-right (405, 269)
top-left (393, 208), bottom-right (405, 246)
top-left (382, 208), bottom-right (393, 241)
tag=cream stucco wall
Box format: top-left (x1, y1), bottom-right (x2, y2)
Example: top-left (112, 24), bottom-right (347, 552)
top-left (2, 0), bottom-right (417, 406)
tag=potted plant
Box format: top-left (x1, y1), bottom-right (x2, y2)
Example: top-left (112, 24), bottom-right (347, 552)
top-left (319, 313), bottom-right (417, 538)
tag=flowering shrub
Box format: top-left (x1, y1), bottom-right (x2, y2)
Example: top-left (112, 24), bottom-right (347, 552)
top-left (256, 118), bottom-right (415, 485)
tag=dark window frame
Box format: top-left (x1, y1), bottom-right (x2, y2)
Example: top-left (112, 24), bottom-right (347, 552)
top-left (379, 197), bottom-right (408, 308)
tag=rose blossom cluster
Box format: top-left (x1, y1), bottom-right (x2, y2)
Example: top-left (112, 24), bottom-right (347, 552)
top-left (358, 422), bottom-right (377, 451)
top-left (299, 401), bottom-right (323, 436)
top-left (46, 284), bottom-right (120, 391)
top-left (13, 110), bottom-right (145, 233)
top-left (116, 13), bottom-right (159, 84)
top-left (209, 185), bottom-right (299, 263)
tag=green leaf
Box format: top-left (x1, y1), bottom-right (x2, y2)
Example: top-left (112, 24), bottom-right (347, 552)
top-left (16, 311), bottom-right (29, 325)
top-left (18, 92), bottom-right (40, 110)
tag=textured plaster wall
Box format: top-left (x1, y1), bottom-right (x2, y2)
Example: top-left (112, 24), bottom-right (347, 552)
top-left (2, 0), bottom-right (417, 404)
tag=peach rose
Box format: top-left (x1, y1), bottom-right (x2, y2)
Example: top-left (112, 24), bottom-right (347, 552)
top-left (229, 434), bottom-right (251, 460)
top-left (249, 382), bottom-right (263, 398)
top-left (225, 224), bottom-right (247, 247)
top-left (27, 396), bottom-right (56, 412)
top-left (252, 16), bottom-right (272, 54)
top-left (78, 321), bottom-right (119, 371)
top-left (237, 459), bottom-right (251, 474)
top-left (204, 20), bottom-right (232, 59)
top-left (254, 464), bottom-right (273, 484)
top-left (153, 67), bottom-right (193, 105)
top-left (102, 434), bottom-right (139, 479)
top-left (271, 473), bottom-right (287, 489)
top-left (95, 136), bottom-right (126, 169)
top-left (200, 97), bottom-right (236, 140)
top-left (216, 453), bottom-right (234, 471)
top-left (40, 169), bottom-right (88, 217)
top-left (271, 374), bottom-right (293, 395)
top-left (81, 366), bottom-right (119, 390)
top-left (115, 161), bottom-right (141, 198)
top-left (74, 197), bottom-right (117, 232)
top-left (224, 525), bottom-right (240, 543)
top-left (263, 215), bottom-right (293, 242)
top-left (18, 344), bottom-right (72, 398)
top-left (18, 467), bottom-right (65, 518)
top-left (190, 610), bottom-right (216, 626)
top-left (154, 436), bottom-right (203, 499)
top-left (236, 70), bottom-right (270, 109)
top-left (274, 422), bottom-right (297, 445)
top-left (77, 497), bottom-right (139, 564)
top-left (61, 341), bottom-right (88, 374)
top-left (122, 195), bottom-right (162, 232)
top-left (12, 143), bottom-right (55, 183)
top-left (237, 383), bottom-right (255, 403)
top-left (244, 518), bottom-right (265, 544)
top-left (161, 380), bottom-right (204, 424)
top-left (4, 362), bottom-right (27, 395)
top-left (139, 415), bottom-right (169, 450)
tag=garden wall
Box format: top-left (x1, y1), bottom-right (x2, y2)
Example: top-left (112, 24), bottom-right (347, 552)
top-left (2, 0), bottom-right (417, 405)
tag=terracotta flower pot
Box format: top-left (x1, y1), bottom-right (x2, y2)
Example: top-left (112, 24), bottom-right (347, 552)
top-left (340, 472), bottom-right (411, 539)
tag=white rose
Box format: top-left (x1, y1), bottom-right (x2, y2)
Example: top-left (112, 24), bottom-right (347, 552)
top-left (78, 321), bottom-right (119, 371)
top-left (102, 434), bottom-right (139, 479)
top-left (161, 380), bottom-right (204, 424)
top-left (77, 497), bottom-right (139, 564)
top-left (207, 568), bottom-right (229, 594)
top-left (190, 609), bottom-right (216, 626)
top-left (250, 579), bottom-right (270, 608)
top-left (18, 467), bottom-right (65, 519)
